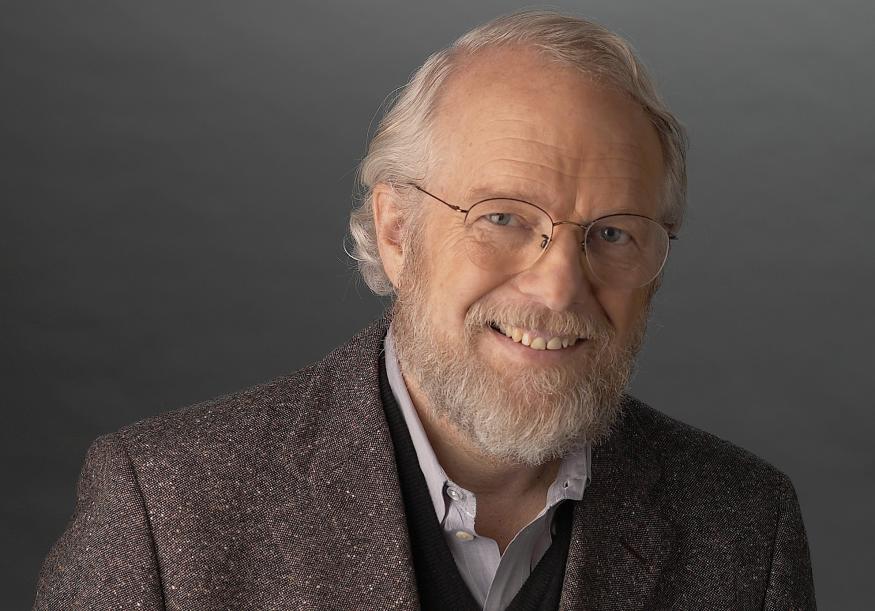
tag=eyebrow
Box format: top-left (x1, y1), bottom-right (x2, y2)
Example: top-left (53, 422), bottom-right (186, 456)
top-left (464, 183), bottom-right (659, 223)
top-left (465, 184), bottom-right (546, 205)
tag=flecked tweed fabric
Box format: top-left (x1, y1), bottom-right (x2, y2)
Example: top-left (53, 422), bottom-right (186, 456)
top-left (34, 312), bottom-right (816, 610)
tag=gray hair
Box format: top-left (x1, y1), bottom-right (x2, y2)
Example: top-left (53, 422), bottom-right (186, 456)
top-left (348, 9), bottom-right (688, 296)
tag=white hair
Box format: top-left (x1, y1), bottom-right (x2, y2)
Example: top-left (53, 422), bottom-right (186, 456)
top-left (348, 9), bottom-right (688, 296)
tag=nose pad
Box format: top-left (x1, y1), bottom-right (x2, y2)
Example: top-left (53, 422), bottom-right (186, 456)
top-left (535, 223), bottom-right (589, 275)
top-left (519, 223), bottom-right (596, 311)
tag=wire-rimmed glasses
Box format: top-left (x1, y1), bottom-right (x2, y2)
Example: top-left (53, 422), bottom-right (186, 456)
top-left (410, 184), bottom-right (677, 289)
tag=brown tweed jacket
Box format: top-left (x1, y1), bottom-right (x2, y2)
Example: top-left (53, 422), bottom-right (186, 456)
top-left (34, 315), bottom-right (815, 610)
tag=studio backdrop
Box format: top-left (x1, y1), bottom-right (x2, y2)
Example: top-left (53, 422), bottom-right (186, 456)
top-left (2, 1), bottom-right (873, 608)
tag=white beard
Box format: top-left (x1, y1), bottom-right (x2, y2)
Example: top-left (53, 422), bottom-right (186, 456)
top-left (391, 251), bottom-right (649, 467)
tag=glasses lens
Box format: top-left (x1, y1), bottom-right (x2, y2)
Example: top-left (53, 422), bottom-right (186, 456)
top-left (585, 215), bottom-right (669, 288)
top-left (463, 199), bottom-right (552, 273)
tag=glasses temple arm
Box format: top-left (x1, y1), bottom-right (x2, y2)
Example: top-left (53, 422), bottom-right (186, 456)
top-left (410, 184), bottom-right (469, 214)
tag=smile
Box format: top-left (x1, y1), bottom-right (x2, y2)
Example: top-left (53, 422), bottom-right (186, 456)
top-left (488, 321), bottom-right (583, 351)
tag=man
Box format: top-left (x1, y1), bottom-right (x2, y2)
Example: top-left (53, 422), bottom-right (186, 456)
top-left (35, 10), bottom-right (815, 610)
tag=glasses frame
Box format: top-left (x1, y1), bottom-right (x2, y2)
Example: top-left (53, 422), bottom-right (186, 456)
top-left (408, 183), bottom-right (678, 286)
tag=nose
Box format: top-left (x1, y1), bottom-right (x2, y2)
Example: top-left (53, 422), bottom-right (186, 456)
top-left (513, 223), bottom-right (597, 312)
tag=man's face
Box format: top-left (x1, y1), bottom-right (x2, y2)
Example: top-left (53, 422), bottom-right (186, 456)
top-left (388, 48), bottom-right (665, 465)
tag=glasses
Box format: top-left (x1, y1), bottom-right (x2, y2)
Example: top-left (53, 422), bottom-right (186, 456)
top-left (410, 184), bottom-right (677, 289)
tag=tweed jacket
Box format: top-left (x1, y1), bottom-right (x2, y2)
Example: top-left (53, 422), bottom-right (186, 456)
top-left (34, 314), bottom-right (815, 610)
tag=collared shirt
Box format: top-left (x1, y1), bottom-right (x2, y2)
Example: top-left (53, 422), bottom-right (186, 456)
top-left (384, 325), bottom-right (591, 610)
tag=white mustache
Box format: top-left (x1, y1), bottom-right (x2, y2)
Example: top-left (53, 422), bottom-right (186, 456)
top-left (465, 301), bottom-right (613, 342)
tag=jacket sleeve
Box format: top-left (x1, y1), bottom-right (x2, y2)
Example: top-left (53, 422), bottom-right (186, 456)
top-left (33, 433), bottom-right (165, 610)
top-left (763, 475), bottom-right (816, 610)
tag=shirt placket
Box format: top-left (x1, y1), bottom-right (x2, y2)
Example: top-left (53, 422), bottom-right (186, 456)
top-left (441, 481), bottom-right (503, 605)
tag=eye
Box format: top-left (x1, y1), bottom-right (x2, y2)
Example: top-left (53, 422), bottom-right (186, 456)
top-left (485, 212), bottom-right (519, 226)
top-left (598, 225), bottom-right (631, 244)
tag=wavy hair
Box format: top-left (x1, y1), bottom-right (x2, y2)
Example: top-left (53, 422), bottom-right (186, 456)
top-left (348, 10), bottom-right (688, 296)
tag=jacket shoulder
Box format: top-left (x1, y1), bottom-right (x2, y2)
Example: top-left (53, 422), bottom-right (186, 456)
top-left (623, 398), bottom-right (815, 607)
top-left (626, 396), bottom-right (792, 492)
top-left (620, 396), bottom-right (804, 562)
top-left (112, 316), bottom-right (389, 468)
top-left (114, 361), bottom-right (318, 457)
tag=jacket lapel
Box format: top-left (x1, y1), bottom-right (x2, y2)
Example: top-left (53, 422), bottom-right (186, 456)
top-left (560, 400), bottom-right (677, 610)
top-left (264, 315), bottom-right (419, 608)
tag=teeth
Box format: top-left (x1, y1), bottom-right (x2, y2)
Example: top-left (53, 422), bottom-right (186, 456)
top-left (491, 322), bottom-right (581, 351)
top-left (530, 337), bottom-right (546, 350)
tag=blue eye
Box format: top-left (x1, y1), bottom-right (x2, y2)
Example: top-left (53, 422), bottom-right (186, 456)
top-left (599, 226), bottom-right (630, 244)
top-left (486, 212), bottom-right (517, 226)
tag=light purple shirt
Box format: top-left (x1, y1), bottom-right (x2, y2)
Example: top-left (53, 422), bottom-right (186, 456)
top-left (384, 325), bottom-right (590, 610)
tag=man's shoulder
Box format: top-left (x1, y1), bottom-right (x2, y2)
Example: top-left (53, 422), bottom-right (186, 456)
top-left (622, 396), bottom-right (795, 511)
top-left (615, 398), bottom-right (814, 606)
top-left (111, 316), bottom-right (390, 465)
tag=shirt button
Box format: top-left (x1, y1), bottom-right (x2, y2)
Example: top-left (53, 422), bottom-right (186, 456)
top-left (454, 530), bottom-right (475, 541)
top-left (446, 487), bottom-right (465, 502)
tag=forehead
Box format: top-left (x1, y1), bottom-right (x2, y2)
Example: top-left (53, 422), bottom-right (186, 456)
top-left (430, 46), bottom-right (665, 218)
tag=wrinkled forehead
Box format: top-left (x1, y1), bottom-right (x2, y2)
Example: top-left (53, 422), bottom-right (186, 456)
top-left (428, 47), bottom-right (664, 215)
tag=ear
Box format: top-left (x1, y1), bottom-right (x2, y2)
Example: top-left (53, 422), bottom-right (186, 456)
top-left (371, 183), bottom-right (407, 290)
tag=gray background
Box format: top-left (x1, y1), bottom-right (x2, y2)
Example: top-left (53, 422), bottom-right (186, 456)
top-left (2, 0), bottom-right (872, 607)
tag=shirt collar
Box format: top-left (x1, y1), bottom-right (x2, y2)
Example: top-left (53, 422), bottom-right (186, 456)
top-left (384, 325), bottom-right (450, 520)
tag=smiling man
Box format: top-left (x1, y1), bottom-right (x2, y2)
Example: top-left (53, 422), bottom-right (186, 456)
top-left (35, 10), bottom-right (815, 611)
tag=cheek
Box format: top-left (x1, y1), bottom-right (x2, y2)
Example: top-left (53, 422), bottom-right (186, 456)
top-left (429, 227), bottom-right (475, 294)
top-left (433, 224), bottom-right (467, 259)
top-left (433, 266), bottom-right (496, 317)
top-left (432, 263), bottom-right (510, 328)
top-left (593, 287), bottom-right (650, 336)
top-left (422, 222), bottom-right (515, 326)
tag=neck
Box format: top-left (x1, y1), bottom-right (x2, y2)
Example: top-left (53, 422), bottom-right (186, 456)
top-left (402, 370), bottom-right (560, 500)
